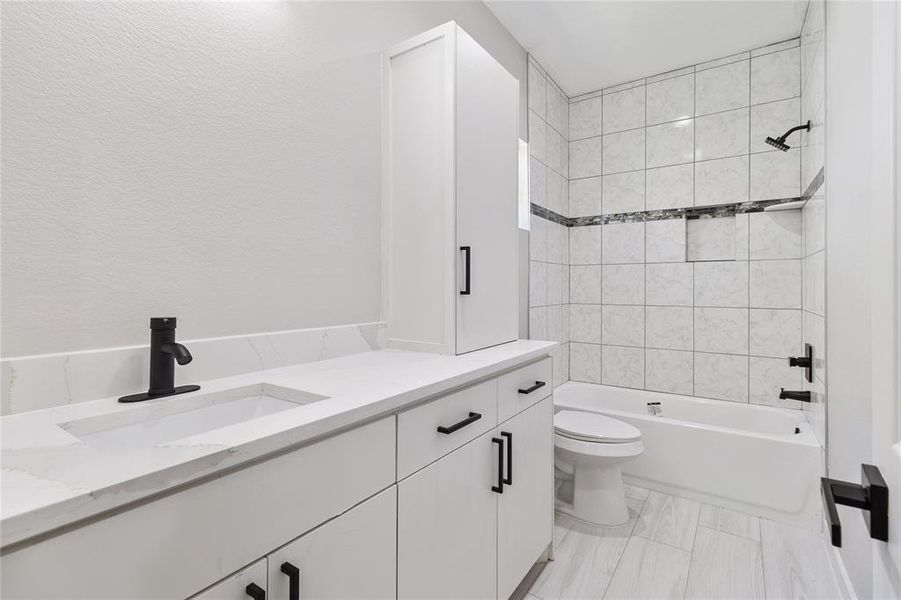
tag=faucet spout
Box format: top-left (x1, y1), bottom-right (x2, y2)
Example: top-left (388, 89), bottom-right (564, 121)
top-left (160, 342), bottom-right (193, 365)
top-left (779, 388), bottom-right (811, 402)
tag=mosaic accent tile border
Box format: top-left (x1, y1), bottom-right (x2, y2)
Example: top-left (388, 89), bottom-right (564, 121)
top-left (532, 196), bottom-right (804, 228)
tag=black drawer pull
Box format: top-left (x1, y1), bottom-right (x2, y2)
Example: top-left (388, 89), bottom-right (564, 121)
top-left (518, 381), bottom-right (546, 395)
top-left (460, 246), bottom-right (471, 295)
top-left (492, 437), bottom-right (504, 494)
top-left (245, 583), bottom-right (266, 600)
top-left (437, 412), bottom-right (481, 434)
top-left (280, 562), bottom-right (300, 600)
top-left (501, 431), bottom-right (512, 485)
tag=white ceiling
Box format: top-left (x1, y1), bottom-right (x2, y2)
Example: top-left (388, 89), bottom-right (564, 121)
top-left (485, 0), bottom-right (808, 97)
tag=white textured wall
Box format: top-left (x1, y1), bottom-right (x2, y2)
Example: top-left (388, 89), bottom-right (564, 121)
top-left (1, 1), bottom-right (527, 357)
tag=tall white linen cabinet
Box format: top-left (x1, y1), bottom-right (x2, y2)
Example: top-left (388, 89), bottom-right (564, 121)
top-left (383, 21), bottom-right (520, 355)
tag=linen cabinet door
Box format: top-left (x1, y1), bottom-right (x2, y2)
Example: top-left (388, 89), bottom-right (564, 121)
top-left (266, 486), bottom-right (396, 600)
top-left (398, 430), bottom-right (500, 599)
top-left (191, 559), bottom-right (267, 600)
top-left (497, 396), bottom-right (554, 599)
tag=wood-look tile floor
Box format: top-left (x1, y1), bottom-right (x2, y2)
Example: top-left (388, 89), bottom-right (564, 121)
top-left (529, 486), bottom-right (842, 600)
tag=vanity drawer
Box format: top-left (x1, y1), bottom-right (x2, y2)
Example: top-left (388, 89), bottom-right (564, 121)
top-left (497, 357), bottom-right (552, 422)
top-left (397, 379), bottom-right (497, 479)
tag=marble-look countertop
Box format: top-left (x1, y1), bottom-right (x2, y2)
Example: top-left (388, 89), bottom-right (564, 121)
top-left (1, 341), bottom-right (556, 548)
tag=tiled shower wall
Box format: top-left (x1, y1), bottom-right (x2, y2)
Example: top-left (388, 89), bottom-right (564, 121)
top-left (528, 38), bottom-right (820, 408)
top-left (527, 58), bottom-right (570, 388)
top-left (799, 0), bottom-right (826, 445)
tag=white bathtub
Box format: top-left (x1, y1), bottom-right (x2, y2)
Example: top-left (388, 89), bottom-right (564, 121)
top-left (554, 382), bottom-right (824, 528)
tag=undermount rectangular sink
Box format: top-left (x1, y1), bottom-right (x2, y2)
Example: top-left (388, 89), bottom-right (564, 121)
top-left (60, 383), bottom-right (329, 450)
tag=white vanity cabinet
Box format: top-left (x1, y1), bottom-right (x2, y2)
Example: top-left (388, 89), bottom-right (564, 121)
top-left (383, 21), bottom-right (519, 356)
top-left (397, 360), bottom-right (554, 599)
top-left (265, 486), bottom-right (397, 600)
top-left (192, 559), bottom-right (268, 600)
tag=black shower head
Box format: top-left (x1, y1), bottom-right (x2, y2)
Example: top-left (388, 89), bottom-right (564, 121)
top-left (764, 121), bottom-right (811, 152)
top-left (765, 136), bottom-right (791, 151)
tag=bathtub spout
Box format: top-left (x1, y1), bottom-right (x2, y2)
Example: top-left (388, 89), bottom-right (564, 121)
top-left (779, 389), bottom-right (811, 402)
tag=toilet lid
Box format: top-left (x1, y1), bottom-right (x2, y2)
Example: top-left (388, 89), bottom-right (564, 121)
top-left (554, 410), bottom-right (642, 443)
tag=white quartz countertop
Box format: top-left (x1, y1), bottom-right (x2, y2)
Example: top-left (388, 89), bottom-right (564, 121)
top-left (1, 340), bottom-right (556, 548)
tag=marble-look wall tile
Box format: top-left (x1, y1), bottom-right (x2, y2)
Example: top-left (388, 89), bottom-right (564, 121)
top-left (750, 259), bottom-right (802, 308)
top-left (694, 352), bottom-right (750, 402)
top-left (529, 260), bottom-right (548, 307)
top-left (1, 322), bottom-right (386, 415)
top-left (570, 226), bottom-right (603, 265)
top-left (802, 251), bottom-right (825, 315)
top-left (750, 98), bottom-right (800, 154)
top-left (546, 128), bottom-right (564, 175)
top-left (696, 60), bottom-right (750, 116)
top-left (750, 150), bottom-right (800, 201)
top-left (697, 107), bottom-right (750, 162)
top-left (687, 217), bottom-right (737, 261)
top-left (570, 137), bottom-right (603, 179)
top-left (528, 62), bottom-right (547, 118)
top-left (529, 306), bottom-right (548, 340)
top-left (603, 171), bottom-right (645, 214)
top-left (646, 263), bottom-right (693, 306)
top-left (570, 343), bottom-right (601, 383)
top-left (646, 307), bottom-right (693, 350)
top-left (749, 210), bottom-right (802, 259)
top-left (602, 265), bottom-right (645, 305)
top-left (529, 215), bottom-right (547, 261)
top-left (570, 265), bottom-right (603, 304)
top-left (695, 155), bottom-right (750, 206)
top-left (602, 305), bottom-right (645, 347)
top-left (602, 345), bottom-right (645, 388)
top-left (751, 47), bottom-right (800, 105)
top-left (603, 129), bottom-right (645, 174)
top-left (646, 74), bottom-right (694, 126)
top-left (646, 219), bottom-right (687, 263)
top-left (569, 96), bottom-right (603, 140)
top-left (646, 119), bottom-right (694, 168)
top-left (603, 85), bottom-right (645, 134)
top-left (529, 110), bottom-right (547, 163)
top-left (646, 164), bottom-right (694, 210)
top-left (569, 177), bottom-right (603, 216)
top-left (570, 305), bottom-right (602, 344)
top-left (645, 349), bottom-right (693, 394)
top-left (547, 84), bottom-right (567, 135)
top-left (694, 261), bottom-right (749, 307)
top-left (547, 263), bottom-right (564, 305)
top-left (530, 157), bottom-right (547, 208)
top-left (603, 222), bottom-right (645, 264)
top-left (548, 222), bottom-right (568, 265)
top-left (750, 356), bottom-right (804, 408)
top-left (750, 309), bottom-right (802, 357)
top-left (695, 307), bottom-right (749, 354)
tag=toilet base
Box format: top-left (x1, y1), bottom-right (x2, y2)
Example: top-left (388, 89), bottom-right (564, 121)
top-left (572, 463), bottom-right (630, 526)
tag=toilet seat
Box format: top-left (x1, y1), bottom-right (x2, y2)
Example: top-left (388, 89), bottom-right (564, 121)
top-left (554, 410), bottom-right (641, 444)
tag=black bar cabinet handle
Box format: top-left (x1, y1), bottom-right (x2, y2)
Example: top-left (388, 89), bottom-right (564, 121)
top-left (280, 562), bottom-right (300, 600)
top-left (518, 381), bottom-right (546, 395)
top-left (437, 412), bottom-right (482, 434)
top-left (491, 437), bottom-right (504, 494)
top-left (245, 583), bottom-right (266, 600)
top-left (460, 246), bottom-right (471, 295)
top-left (501, 431), bottom-right (513, 485)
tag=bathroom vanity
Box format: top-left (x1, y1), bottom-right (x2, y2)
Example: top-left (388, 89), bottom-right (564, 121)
top-left (0, 341), bottom-right (555, 599)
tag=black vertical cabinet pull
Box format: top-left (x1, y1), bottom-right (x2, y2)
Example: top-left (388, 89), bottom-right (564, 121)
top-left (245, 583), bottom-right (266, 600)
top-left (491, 437), bottom-right (504, 494)
top-left (501, 431), bottom-right (513, 485)
top-left (460, 246), bottom-right (471, 295)
top-left (280, 562), bottom-right (300, 600)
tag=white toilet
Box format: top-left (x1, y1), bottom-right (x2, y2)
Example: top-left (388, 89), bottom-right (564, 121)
top-left (554, 410), bottom-right (645, 526)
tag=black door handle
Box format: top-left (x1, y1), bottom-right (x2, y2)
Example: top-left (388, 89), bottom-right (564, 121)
top-left (501, 431), bottom-right (512, 485)
top-left (518, 381), bottom-right (546, 395)
top-left (822, 464), bottom-right (888, 547)
top-left (460, 246), bottom-right (471, 295)
top-left (280, 562), bottom-right (300, 600)
top-left (492, 437), bottom-right (504, 494)
top-left (245, 583), bottom-right (266, 600)
top-left (437, 412), bottom-right (482, 434)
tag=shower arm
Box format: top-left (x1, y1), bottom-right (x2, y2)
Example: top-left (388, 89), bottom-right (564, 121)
top-left (776, 121), bottom-right (811, 142)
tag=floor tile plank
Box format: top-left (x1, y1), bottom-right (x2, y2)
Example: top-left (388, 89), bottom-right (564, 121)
top-left (632, 492), bottom-right (701, 551)
top-left (603, 536), bottom-right (691, 600)
top-left (685, 527), bottom-right (765, 599)
top-left (760, 519), bottom-right (841, 599)
top-left (699, 504), bottom-right (761, 541)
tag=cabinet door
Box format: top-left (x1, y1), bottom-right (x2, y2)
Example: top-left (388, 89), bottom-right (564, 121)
top-left (398, 430), bottom-right (499, 599)
top-left (192, 559), bottom-right (267, 600)
top-left (497, 397), bottom-right (554, 599)
top-left (454, 27), bottom-right (519, 355)
top-left (267, 486), bottom-right (396, 600)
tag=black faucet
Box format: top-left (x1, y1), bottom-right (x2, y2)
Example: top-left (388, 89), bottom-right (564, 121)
top-left (779, 388), bottom-right (811, 402)
top-left (119, 318), bottom-right (201, 403)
